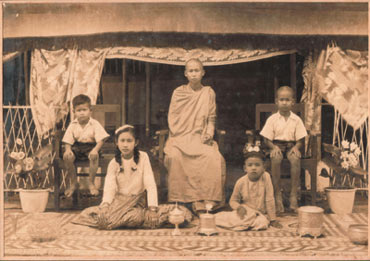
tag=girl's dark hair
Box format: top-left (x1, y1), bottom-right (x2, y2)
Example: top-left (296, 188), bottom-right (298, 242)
top-left (114, 125), bottom-right (140, 165)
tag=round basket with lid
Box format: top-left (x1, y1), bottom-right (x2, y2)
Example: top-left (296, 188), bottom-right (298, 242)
top-left (298, 206), bottom-right (324, 238)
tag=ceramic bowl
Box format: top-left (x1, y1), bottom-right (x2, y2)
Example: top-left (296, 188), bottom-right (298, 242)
top-left (348, 224), bottom-right (368, 245)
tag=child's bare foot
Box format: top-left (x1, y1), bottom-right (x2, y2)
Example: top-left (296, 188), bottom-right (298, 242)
top-left (64, 183), bottom-right (78, 197)
top-left (89, 184), bottom-right (99, 196)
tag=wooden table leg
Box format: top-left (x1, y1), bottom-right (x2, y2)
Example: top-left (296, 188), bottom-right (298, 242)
top-left (53, 160), bottom-right (61, 211)
top-left (310, 165), bottom-right (317, 205)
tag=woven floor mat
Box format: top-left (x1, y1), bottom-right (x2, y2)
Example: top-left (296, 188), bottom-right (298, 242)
top-left (4, 212), bottom-right (368, 257)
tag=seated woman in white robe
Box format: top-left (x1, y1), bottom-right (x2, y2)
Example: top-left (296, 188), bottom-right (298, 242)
top-left (215, 147), bottom-right (282, 231)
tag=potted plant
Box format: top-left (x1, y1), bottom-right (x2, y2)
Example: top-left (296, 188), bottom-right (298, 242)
top-left (8, 138), bottom-right (53, 213)
top-left (323, 140), bottom-right (363, 215)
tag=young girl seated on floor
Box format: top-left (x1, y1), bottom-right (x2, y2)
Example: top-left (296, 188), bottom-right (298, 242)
top-left (74, 125), bottom-right (192, 230)
top-left (215, 142), bottom-right (282, 231)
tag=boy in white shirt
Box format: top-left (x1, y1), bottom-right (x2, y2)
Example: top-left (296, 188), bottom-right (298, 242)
top-left (62, 94), bottom-right (109, 197)
top-left (260, 86), bottom-right (307, 213)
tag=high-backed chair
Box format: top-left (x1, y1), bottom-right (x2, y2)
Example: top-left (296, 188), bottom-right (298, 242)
top-left (53, 104), bottom-right (121, 210)
top-left (254, 103), bottom-right (320, 205)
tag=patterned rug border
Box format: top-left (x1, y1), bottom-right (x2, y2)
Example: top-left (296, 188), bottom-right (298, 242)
top-left (4, 212), bottom-right (368, 257)
top-left (4, 249), bottom-right (370, 258)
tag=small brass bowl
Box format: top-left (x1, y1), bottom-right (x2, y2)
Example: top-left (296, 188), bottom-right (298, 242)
top-left (348, 224), bottom-right (368, 245)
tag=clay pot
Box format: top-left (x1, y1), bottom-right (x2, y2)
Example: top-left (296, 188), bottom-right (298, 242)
top-left (348, 224), bottom-right (368, 245)
top-left (19, 189), bottom-right (50, 213)
top-left (325, 187), bottom-right (356, 215)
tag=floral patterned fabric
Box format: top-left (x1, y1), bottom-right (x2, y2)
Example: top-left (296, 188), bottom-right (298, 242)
top-left (68, 49), bottom-right (108, 106)
top-left (315, 45), bottom-right (368, 130)
top-left (30, 48), bottom-right (75, 136)
top-left (301, 49), bottom-right (322, 135)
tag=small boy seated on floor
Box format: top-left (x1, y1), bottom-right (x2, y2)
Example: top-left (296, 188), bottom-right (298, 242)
top-left (260, 86), bottom-right (307, 213)
top-left (62, 94), bottom-right (110, 197)
top-left (214, 142), bottom-right (282, 231)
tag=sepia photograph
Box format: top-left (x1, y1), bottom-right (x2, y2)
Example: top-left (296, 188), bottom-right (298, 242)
top-left (1, 1), bottom-right (369, 259)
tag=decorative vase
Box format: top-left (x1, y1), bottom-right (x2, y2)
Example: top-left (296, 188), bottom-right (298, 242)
top-left (19, 189), bottom-right (50, 213)
top-left (325, 187), bottom-right (356, 215)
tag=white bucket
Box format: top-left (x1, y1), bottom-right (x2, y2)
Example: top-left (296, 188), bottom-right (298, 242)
top-left (19, 189), bottom-right (49, 213)
top-left (325, 187), bottom-right (356, 215)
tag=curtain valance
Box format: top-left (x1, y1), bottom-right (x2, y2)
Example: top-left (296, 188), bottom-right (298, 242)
top-left (106, 47), bottom-right (296, 66)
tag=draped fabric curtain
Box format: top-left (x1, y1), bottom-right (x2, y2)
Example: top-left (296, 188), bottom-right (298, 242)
top-left (300, 50), bottom-right (323, 159)
top-left (68, 49), bottom-right (109, 108)
top-left (30, 48), bottom-right (76, 136)
top-left (314, 45), bottom-right (368, 130)
top-left (300, 46), bottom-right (368, 190)
top-left (301, 49), bottom-right (322, 135)
top-left (30, 48), bottom-right (108, 136)
top-left (301, 45), bottom-right (368, 135)
top-left (30, 46), bottom-right (295, 136)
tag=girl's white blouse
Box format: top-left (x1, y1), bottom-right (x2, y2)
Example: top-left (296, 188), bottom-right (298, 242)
top-left (101, 151), bottom-right (158, 207)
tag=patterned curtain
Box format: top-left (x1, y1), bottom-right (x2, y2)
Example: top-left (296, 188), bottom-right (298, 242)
top-left (30, 48), bottom-right (108, 136)
top-left (68, 49), bottom-right (108, 107)
top-left (301, 49), bottom-right (322, 135)
top-left (315, 44), bottom-right (368, 130)
top-left (30, 48), bottom-right (75, 136)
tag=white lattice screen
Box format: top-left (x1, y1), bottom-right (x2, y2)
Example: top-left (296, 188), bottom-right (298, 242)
top-left (3, 106), bottom-right (68, 191)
